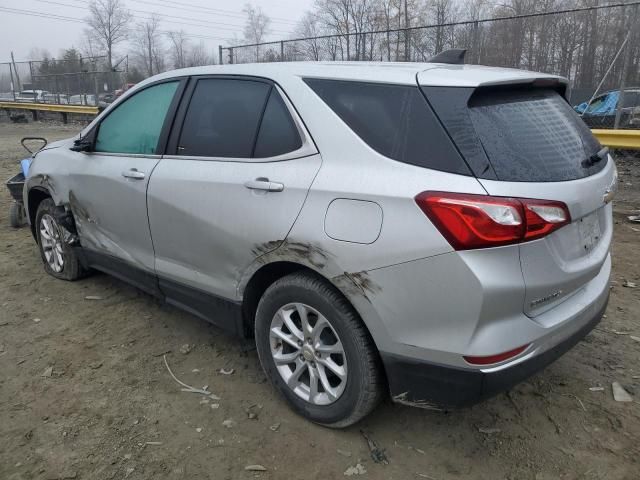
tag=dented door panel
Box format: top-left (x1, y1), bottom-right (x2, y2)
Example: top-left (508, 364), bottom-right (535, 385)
top-left (66, 153), bottom-right (161, 270)
top-left (147, 154), bottom-right (322, 300)
top-left (26, 143), bottom-right (160, 271)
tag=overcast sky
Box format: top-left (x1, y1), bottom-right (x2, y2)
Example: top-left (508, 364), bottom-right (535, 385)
top-left (0, 0), bottom-right (313, 61)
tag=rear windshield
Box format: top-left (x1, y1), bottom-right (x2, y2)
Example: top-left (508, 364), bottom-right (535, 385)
top-left (304, 79), bottom-right (470, 176)
top-left (422, 86), bottom-right (605, 182)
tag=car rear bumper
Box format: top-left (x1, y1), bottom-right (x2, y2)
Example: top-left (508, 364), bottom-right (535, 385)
top-left (381, 292), bottom-right (608, 409)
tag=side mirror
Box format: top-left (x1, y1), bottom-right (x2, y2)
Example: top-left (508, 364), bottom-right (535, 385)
top-left (70, 138), bottom-right (93, 152)
top-left (70, 128), bottom-right (96, 152)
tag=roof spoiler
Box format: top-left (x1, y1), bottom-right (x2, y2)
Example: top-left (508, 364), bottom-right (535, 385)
top-left (428, 49), bottom-right (466, 65)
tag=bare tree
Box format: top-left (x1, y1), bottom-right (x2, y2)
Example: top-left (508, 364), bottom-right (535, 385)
top-left (167, 30), bottom-right (189, 69)
top-left (80, 30), bottom-right (100, 59)
top-left (378, 0), bottom-right (396, 61)
top-left (315, 0), bottom-right (353, 60)
top-left (430, 0), bottom-right (458, 54)
top-left (187, 41), bottom-right (213, 67)
top-left (225, 0), bottom-right (640, 96)
top-left (135, 15), bottom-right (162, 77)
top-left (243, 3), bottom-right (271, 61)
top-left (295, 12), bottom-right (323, 60)
top-left (86, 0), bottom-right (132, 69)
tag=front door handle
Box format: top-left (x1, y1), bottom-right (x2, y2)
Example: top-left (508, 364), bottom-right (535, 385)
top-left (122, 168), bottom-right (146, 180)
top-left (244, 177), bottom-right (284, 192)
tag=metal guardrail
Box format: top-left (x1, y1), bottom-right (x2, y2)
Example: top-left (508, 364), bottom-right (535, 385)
top-left (591, 129), bottom-right (640, 149)
top-left (0, 101), bottom-right (98, 115)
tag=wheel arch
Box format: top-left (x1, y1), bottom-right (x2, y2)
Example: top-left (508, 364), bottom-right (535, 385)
top-left (26, 187), bottom-right (53, 238)
top-left (241, 261), bottom-right (315, 337)
top-left (240, 260), bottom-right (386, 356)
top-left (246, 260), bottom-right (389, 422)
top-left (27, 186), bottom-right (78, 241)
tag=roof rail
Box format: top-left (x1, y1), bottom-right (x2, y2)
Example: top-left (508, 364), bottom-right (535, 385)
top-left (428, 49), bottom-right (467, 65)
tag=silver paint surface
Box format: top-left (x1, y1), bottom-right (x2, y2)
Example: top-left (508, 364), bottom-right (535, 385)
top-left (324, 199), bottom-right (383, 244)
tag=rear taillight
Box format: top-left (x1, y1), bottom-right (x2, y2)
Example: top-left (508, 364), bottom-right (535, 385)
top-left (415, 191), bottom-right (570, 250)
top-left (463, 344), bottom-right (529, 366)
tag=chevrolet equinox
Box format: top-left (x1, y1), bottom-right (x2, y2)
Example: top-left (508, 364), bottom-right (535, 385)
top-left (24, 60), bottom-right (615, 427)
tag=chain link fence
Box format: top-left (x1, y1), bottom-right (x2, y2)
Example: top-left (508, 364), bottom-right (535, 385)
top-left (0, 56), bottom-right (127, 107)
top-left (222, 2), bottom-right (640, 130)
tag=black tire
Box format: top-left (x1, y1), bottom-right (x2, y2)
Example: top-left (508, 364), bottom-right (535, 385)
top-left (35, 198), bottom-right (88, 281)
top-left (255, 272), bottom-right (383, 428)
top-left (9, 202), bottom-right (26, 228)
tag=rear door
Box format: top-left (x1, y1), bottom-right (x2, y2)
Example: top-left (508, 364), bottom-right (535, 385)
top-left (420, 84), bottom-right (615, 318)
top-left (147, 76), bottom-right (321, 314)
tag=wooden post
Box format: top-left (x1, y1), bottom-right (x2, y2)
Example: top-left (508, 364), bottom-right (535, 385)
top-left (280, 41), bottom-right (285, 61)
top-left (219, 45), bottom-right (223, 65)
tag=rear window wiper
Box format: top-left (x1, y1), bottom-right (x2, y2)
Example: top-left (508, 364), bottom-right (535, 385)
top-left (582, 147), bottom-right (609, 168)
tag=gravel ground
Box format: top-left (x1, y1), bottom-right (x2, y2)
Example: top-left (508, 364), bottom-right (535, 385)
top-left (0, 120), bottom-right (638, 480)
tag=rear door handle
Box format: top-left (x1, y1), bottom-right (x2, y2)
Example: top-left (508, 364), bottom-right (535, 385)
top-left (244, 178), bottom-right (284, 192)
top-left (122, 168), bottom-right (146, 180)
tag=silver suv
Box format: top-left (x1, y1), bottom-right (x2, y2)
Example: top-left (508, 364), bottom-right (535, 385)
top-left (24, 61), bottom-right (615, 427)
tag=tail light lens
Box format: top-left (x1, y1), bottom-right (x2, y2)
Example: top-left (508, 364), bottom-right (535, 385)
top-left (415, 191), bottom-right (570, 250)
top-left (463, 344), bottom-right (529, 366)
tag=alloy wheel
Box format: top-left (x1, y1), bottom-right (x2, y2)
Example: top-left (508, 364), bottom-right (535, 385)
top-left (269, 302), bottom-right (348, 405)
top-left (40, 213), bottom-right (65, 273)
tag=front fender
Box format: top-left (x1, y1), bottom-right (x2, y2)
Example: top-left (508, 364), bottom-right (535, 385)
top-left (24, 140), bottom-right (76, 231)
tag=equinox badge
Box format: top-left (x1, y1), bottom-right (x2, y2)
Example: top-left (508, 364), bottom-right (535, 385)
top-left (530, 290), bottom-right (563, 307)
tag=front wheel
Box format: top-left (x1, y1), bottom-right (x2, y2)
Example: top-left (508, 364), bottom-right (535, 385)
top-left (35, 198), bottom-right (88, 281)
top-left (255, 272), bottom-right (383, 428)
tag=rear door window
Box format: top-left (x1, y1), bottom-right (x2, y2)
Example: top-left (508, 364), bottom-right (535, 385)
top-left (422, 86), bottom-right (605, 182)
top-left (254, 89), bottom-right (302, 158)
top-left (304, 78), bottom-right (470, 175)
top-left (178, 79), bottom-right (271, 158)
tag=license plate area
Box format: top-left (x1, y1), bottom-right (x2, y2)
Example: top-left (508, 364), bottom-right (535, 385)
top-left (577, 210), bottom-right (601, 254)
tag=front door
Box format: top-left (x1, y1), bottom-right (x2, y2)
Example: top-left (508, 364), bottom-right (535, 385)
top-left (69, 80), bottom-right (182, 290)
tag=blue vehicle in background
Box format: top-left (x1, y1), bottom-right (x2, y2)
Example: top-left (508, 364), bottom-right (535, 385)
top-left (575, 88), bottom-right (640, 128)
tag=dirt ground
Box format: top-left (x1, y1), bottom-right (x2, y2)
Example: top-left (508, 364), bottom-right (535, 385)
top-left (0, 119), bottom-right (638, 480)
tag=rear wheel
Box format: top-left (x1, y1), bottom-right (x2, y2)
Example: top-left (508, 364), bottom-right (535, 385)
top-left (255, 272), bottom-right (383, 428)
top-left (35, 198), bottom-right (87, 281)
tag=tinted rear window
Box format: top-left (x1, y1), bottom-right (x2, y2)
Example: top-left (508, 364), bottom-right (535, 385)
top-left (304, 79), bottom-right (470, 175)
top-left (423, 86), bottom-right (605, 182)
